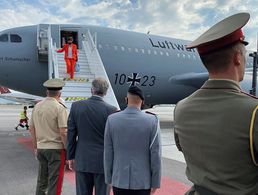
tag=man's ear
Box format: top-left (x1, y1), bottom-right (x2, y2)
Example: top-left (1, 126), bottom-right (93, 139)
top-left (141, 100), bottom-right (145, 110)
top-left (233, 51), bottom-right (241, 67)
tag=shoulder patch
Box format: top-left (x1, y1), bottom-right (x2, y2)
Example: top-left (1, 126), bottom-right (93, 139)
top-left (145, 111), bottom-right (156, 116)
top-left (241, 91), bottom-right (258, 99)
top-left (59, 102), bottom-right (67, 108)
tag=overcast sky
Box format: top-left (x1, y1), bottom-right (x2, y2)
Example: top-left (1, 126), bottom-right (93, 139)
top-left (0, 0), bottom-right (258, 50)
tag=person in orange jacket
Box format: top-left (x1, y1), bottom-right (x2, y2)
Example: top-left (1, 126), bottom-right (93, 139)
top-left (57, 37), bottom-right (78, 80)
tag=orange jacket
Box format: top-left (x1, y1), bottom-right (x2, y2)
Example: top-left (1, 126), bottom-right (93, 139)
top-left (57, 44), bottom-right (78, 61)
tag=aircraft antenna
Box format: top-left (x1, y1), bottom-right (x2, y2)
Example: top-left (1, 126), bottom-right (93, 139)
top-left (249, 33), bottom-right (258, 96)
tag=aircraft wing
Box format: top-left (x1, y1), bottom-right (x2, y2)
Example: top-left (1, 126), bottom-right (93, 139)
top-left (169, 72), bottom-right (208, 89)
top-left (0, 87), bottom-right (43, 106)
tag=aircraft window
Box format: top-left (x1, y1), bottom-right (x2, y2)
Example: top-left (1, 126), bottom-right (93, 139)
top-left (10, 34), bottom-right (22, 42)
top-left (182, 54), bottom-right (185, 58)
top-left (128, 48), bottom-right (132, 52)
top-left (148, 49), bottom-right (151, 54)
top-left (177, 53), bottom-right (180, 58)
top-left (0, 34), bottom-right (8, 42)
top-left (193, 55), bottom-right (196, 59)
top-left (121, 46), bottom-right (125, 51)
top-left (114, 46), bottom-right (118, 50)
top-left (141, 49), bottom-right (145, 54)
top-left (160, 51), bottom-right (163, 55)
top-left (166, 52), bottom-right (169, 56)
top-left (98, 44), bottom-right (103, 49)
top-left (188, 54), bottom-right (191, 59)
top-left (154, 50), bottom-right (157, 55)
top-left (135, 48), bottom-right (139, 53)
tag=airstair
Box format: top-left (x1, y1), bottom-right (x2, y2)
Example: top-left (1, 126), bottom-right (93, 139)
top-left (47, 27), bottom-right (119, 109)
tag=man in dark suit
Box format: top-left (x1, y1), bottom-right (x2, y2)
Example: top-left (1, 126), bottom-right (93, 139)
top-left (174, 13), bottom-right (258, 195)
top-left (67, 77), bottom-right (117, 195)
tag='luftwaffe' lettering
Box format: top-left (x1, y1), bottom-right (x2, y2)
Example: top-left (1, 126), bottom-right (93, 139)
top-left (149, 38), bottom-right (195, 52)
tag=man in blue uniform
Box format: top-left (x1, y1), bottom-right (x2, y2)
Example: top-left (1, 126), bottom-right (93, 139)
top-left (104, 86), bottom-right (161, 195)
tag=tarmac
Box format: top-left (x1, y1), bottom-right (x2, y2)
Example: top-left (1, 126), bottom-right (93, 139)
top-left (0, 104), bottom-right (192, 195)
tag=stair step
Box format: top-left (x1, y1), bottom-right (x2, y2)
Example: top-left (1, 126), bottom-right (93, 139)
top-left (58, 66), bottom-right (90, 70)
top-left (64, 82), bottom-right (92, 87)
top-left (59, 73), bottom-right (92, 79)
top-left (59, 71), bottom-right (92, 75)
top-left (62, 86), bottom-right (91, 92)
top-left (63, 77), bottom-right (91, 82)
top-left (62, 91), bottom-right (91, 97)
top-left (63, 97), bottom-right (88, 102)
top-left (62, 85), bottom-right (91, 92)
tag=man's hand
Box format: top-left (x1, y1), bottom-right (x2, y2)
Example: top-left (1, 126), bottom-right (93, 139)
top-left (151, 188), bottom-right (157, 195)
top-left (34, 149), bottom-right (38, 160)
top-left (68, 160), bottom-right (75, 171)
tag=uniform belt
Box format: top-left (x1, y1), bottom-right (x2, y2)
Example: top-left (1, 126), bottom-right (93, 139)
top-left (194, 185), bottom-right (218, 195)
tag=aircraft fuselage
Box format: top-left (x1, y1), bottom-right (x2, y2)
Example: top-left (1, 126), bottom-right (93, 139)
top-left (0, 24), bottom-right (254, 107)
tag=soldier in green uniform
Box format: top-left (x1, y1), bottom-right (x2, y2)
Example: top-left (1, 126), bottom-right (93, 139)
top-left (174, 13), bottom-right (258, 195)
top-left (29, 79), bottom-right (68, 195)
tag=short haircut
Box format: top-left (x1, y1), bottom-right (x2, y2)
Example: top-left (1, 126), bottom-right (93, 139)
top-left (127, 92), bottom-right (142, 103)
top-left (47, 90), bottom-right (60, 97)
top-left (200, 42), bottom-right (245, 73)
top-left (91, 77), bottom-right (109, 96)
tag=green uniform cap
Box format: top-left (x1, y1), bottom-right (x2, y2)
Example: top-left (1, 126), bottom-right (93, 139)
top-left (187, 12), bottom-right (250, 55)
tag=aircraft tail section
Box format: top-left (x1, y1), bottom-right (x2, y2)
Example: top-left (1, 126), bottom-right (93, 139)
top-left (0, 86), bottom-right (11, 94)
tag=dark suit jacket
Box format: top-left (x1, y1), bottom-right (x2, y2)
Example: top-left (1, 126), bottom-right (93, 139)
top-left (67, 96), bottom-right (117, 173)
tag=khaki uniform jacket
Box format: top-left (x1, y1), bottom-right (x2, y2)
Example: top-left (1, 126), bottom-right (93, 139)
top-left (174, 80), bottom-right (258, 195)
top-left (30, 97), bottom-right (68, 149)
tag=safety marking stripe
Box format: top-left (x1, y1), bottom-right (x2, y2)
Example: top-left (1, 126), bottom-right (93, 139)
top-left (63, 78), bottom-right (90, 82)
top-left (65, 97), bottom-right (87, 101)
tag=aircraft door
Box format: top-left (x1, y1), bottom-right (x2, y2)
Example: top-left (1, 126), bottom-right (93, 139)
top-left (60, 30), bottom-right (78, 48)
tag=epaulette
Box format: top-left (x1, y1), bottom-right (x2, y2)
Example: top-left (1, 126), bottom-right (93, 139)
top-left (109, 110), bottom-right (121, 116)
top-left (113, 110), bottom-right (121, 114)
top-left (145, 111), bottom-right (156, 116)
top-left (59, 101), bottom-right (67, 108)
top-left (241, 91), bottom-right (258, 99)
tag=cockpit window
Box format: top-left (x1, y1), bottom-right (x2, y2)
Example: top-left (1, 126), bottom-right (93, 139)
top-left (10, 34), bottom-right (22, 43)
top-left (0, 34), bottom-right (8, 42)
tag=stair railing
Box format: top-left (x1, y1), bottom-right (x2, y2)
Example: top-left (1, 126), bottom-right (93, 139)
top-left (82, 30), bottom-right (120, 109)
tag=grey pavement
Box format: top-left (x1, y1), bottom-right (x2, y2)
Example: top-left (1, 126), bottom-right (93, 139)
top-left (0, 105), bottom-right (191, 195)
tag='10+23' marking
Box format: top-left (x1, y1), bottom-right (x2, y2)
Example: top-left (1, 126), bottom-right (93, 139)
top-left (114, 73), bottom-right (156, 87)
